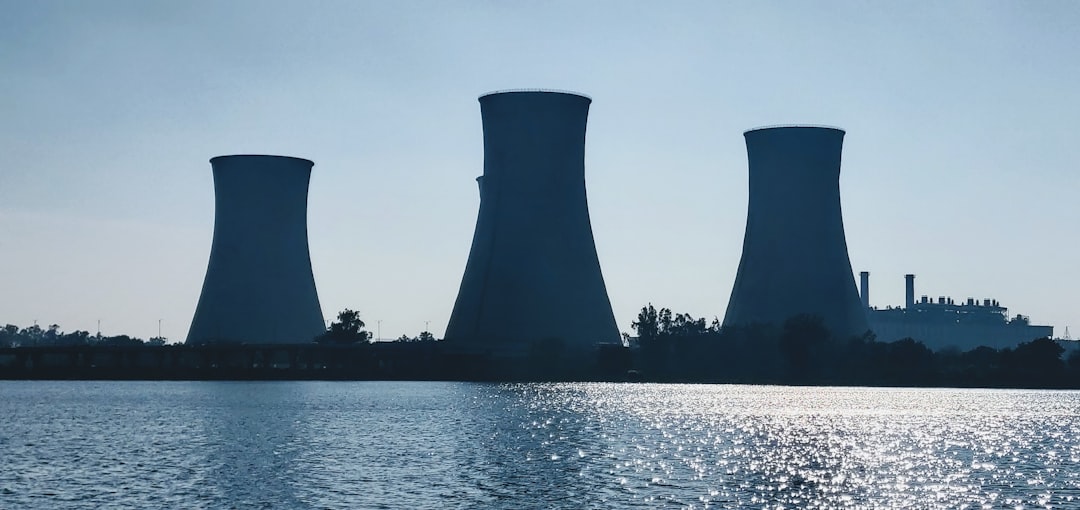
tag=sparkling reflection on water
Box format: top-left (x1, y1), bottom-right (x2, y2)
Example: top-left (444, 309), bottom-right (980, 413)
top-left (2, 382), bottom-right (1080, 509)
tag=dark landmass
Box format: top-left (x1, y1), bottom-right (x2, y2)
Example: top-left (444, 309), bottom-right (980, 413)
top-left (0, 332), bottom-right (1075, 388)
top-left (3, 307), bottom-right (1077, 388)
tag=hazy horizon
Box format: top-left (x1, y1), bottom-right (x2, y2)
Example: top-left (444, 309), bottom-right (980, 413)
top-left (2, 1), bottom-right (1078, 342)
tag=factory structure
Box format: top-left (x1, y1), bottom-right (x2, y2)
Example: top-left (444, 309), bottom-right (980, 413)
top-left (174, 93), bottom-right (1054, 360)
top-left (444, 90), bottom-right (620, 353)
top-left (187, 155), bottom-right (326, 345)
top-left (723, 126), bottom-right (870, 339)
top-left (860, 272), bottom-right (1053, 351)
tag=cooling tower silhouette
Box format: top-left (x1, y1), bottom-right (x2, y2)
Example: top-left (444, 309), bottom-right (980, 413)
top-left (723, 126), bottom-right (869, 338)
top-left (187, 155), bottom-right (325, 345)
top-left (445, 90), bottom-right (620, 351)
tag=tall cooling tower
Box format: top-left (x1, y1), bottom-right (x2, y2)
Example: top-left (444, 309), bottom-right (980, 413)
top-left (723, 126), bottom-right (869, 338)
top-left (445, 90), bottom-right (620, 351)
top-left (187, 155), bottom-right (325, 344)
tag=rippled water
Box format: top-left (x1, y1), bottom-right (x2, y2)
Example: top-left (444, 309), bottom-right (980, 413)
top-left (2, 382), bottom-right (1080, 508)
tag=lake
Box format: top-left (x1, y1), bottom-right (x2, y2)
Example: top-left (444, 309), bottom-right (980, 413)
top-left (2, 382), bottom-right (1079, 508)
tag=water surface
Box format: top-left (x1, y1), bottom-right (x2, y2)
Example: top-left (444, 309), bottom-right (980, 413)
top-left (2, 382), bottom-right (1079, 508)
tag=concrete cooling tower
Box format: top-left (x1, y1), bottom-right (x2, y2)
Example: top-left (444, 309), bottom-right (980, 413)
top-left (445, 90), bottom-right (620, 352)
top-left (723, 126), bottom-right (869, 339)
top-left (187, 155), bottom-right (325, 345)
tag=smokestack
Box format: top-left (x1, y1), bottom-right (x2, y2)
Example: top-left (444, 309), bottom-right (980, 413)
top-left (445, 90), bottom-right (619, 351)
top-left (723, 126), bottom-right (869, 338)
top-left (905, 274), bottom-right (915, 309)
top-left (187, 155), bottom-right (325, 344)
top-left (860, 271), bottom-right (870, 310)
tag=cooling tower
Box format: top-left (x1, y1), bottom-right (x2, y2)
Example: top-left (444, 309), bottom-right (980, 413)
top-left (723, 126), bottom-right (869, 339)
top-left (445, 90), bottom-right (620, 352)
top-left (187, 155), bottom-right (325, 344)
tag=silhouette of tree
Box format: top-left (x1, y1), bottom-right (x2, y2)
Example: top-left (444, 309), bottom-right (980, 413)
top-left (1067, 349), bottom-right (1080, 372)
top-left (883, 338), bottom-right (935, 385)
top-left (658, 307), bottom-right (673, 335)
top-left (1002, 337), bottom-right (1064, 386)
top-left (393, 331), bottom-right (438, 343)
top-left (58, 330), bottom-right (92, 346)
top-left (44, 324), bottom-right (61, 343)
top-left (0, 324), bottom-right (18, 347)
top-left (99, 335), bottom-right (143, 347)
top-left (632, 304), bottom-right (660, 339)
top-left (20, 324), bottom-right (43, 346)
top-left (316, 309), bottom-right (372, 345)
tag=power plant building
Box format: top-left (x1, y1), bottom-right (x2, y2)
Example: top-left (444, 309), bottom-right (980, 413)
top-left (723, 126), bottom-right (869, 339)
top-left (861, 272), bottom-right (1053, 351)
top-left (187, 155), bottom-right (326, 345)
top-left (444, 90), bottom-right (620, 353)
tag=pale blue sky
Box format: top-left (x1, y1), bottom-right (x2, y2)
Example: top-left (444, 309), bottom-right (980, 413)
top-left (1, 1), bottom-right (1078, 341)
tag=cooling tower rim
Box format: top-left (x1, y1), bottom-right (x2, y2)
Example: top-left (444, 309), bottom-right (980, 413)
top-left (210, 155), bottom-right (314, 166)
top-left (744, 124), bottom-right (845, 135)
top-left (479, 89), bottom-right (592, 101)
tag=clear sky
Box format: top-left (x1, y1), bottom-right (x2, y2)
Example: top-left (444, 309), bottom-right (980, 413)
top-left (1, 1), bottom-right (1078, 342)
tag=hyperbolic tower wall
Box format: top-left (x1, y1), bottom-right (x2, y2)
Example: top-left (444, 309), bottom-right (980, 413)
top-left (187, 155), bottom-right (325, 344)
top-left (723, 126), bottom-right (869, 338)
top-left (445, 90), bottom-right (620, 351)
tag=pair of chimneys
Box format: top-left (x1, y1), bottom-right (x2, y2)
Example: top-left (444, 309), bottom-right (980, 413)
top-left (858, 272), bottom-right (918, 310)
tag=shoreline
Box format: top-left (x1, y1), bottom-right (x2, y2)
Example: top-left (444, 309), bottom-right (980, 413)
top-left (3, 343), bottom-right (1079, 390)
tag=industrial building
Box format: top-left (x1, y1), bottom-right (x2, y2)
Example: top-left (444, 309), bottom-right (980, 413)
top-left (187, 155), bottom-right (326, 345)
top-left (723, 126), bottom-right (870, 339)
top-left (444, 90), bottom-right (620, 353)
top-left (861, 272), bottom-right (1053, 351)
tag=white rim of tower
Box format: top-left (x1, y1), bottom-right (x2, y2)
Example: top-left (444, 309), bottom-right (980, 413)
top-left (744, 124), bottom-right (845, 135)
top-left (210, 155), bottom-right (314, 165)
top-left (479, 89), bottom-right (592, 101)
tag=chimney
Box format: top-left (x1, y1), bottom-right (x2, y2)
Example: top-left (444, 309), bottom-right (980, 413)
top-left (859, 271), bottom-right (870, 310)
top-left (905, 274), bottom-right (915, 309)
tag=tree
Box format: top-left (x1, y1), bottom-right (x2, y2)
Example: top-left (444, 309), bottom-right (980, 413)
top-left (1002, 337), bottom-right (1064, 386)
top-left (99, 335), bottom-right (144, 346)
top-left (658, 308), bottom-right (673, 335)
top-left (44, 324), bottom-right (61, 344)
top-left (19, 325), bottom-right (43, 346)
top-left (59, 330), bottom-right (91, 346)
top-left (316, 309), bottom-right (372, 345)
top-left (883, 338), bottom-right (936, 384)
top-left (1067, 349), bottom-right (1080, 372)
top-left (393, 331), bottom-right (438, 343)
top-left (0, 324), bottom-right (18, 347)
top-left (668, 313), bottom-right (708, 337)
top-left (632, 304), bottom-right (660, 339)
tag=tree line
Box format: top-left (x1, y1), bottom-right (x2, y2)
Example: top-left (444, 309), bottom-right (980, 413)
top-left (1, 309), bottom-right (435, 349)
top-left (0, 323), bottom-right (166, 348)
top-left (314, 309), bottom-right (437, 345)
top-left (7, 305), bottom-right (1076, 388)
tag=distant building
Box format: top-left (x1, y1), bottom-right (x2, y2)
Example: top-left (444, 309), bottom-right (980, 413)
top-left (862, 272), bottom-right (1053, 351)
top-left (723, 126), bottom-right (869, 339)
top-left (444, 90), bottom-right (620, 353)
top-left (187, 155), bottom-right (326, 345)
